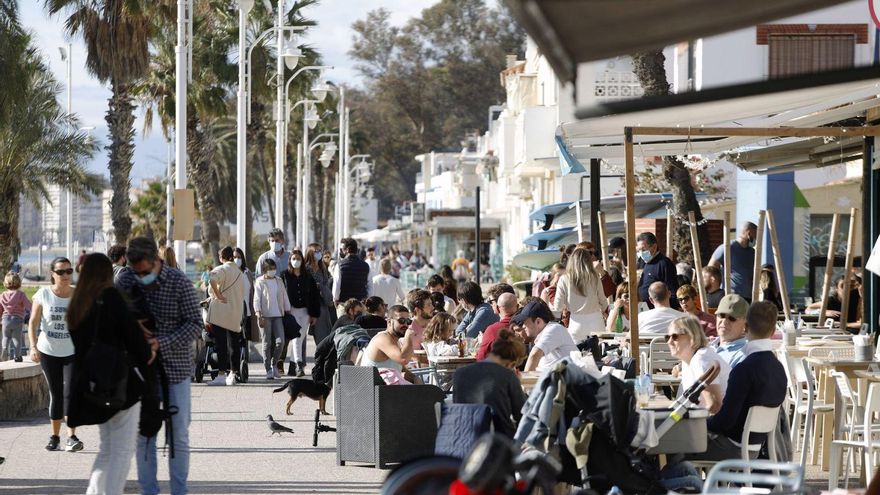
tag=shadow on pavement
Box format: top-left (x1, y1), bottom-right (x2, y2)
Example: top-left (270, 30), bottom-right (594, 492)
top-left (0, 479), bottom-right (382, 495)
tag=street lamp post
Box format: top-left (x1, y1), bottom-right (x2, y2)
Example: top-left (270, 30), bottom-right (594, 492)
top-left (236, 0), bottom-right (254, 256)
top-left (59, 43), bottom-right (72, 260)
top-left (286, 98), bottom-right (318, 247)
top-left (174, 0), bottom-right (192, 274)
top-left (344, 154), bottom-right (370, 236)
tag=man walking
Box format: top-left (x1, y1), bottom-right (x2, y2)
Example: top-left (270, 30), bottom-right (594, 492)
top-left (256, 228), bottom-right (289, 276)
top-left (636, 232), bottom-right (679, 309)
top-left (709, 222), bottom-right (757, 301)
top-left (332, 238), bottom-right (372, 314)
top-left (116, 237), bottom-right (202, 495)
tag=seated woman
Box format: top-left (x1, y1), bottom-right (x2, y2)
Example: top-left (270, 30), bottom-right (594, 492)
top-left (452, 329), bottom-right (527, 437)
top-left (668, 316), bottom-right (730, 414)
top-left (421, 312), bottom-right (459, 357)
top-left (758, 264), bottom-right (783, 311)
top-left (676, 284), bottom-right (716, 337)
top-left (806, 276), bottom-right (861, 325)
top-left (605, 281), bottom-right (630, 334)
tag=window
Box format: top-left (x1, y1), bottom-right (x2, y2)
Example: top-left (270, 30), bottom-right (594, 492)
top-left (768, 34), bottom-right (855, 78)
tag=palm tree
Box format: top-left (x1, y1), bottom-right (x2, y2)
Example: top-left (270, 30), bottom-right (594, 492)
top-left (0, 0), bottom-right (28, 127)
top-left (0, 30), bottom-right (101, 270)
top-left (131, 181), bottom-right (167, 241)
top-left (45, 0), bottom-right (152, 244)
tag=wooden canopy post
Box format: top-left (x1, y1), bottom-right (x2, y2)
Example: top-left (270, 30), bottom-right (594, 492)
top-left (818, 213), bottom-right (841, 323)
top-left (765, 209), bottom-right (792, 320)
top-left (666, 207), bottom-right (674, 259)
top-left (597, 211), bottom-right (609, 271)
top-left (840, 208), bottom-right (859, 330)
top-left (688, 211), bottom-right (708, 308)
top-left (723, 211), bottom-right (732, 295)
top-left (751, 210), bottom-right (766, 303)
top-left (624, 128), bottom-right (640, 374)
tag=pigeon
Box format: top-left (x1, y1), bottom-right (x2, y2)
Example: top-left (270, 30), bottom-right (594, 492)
top-left (266, 414), bottom-right (294, 436)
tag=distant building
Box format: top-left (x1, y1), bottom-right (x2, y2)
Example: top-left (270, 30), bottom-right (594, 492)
top-left (19, 184), bottom-right (104, 249)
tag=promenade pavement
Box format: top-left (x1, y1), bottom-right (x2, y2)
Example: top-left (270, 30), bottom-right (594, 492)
top-left (0, 358), bottom-right (386, 495)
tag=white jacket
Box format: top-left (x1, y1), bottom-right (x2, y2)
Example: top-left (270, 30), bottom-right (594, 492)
top-left (252, 276), bottom-right (291, 318)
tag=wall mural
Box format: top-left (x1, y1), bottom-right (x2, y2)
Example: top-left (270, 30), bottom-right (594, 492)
top-left (809, 214), bottom-right (851, 258)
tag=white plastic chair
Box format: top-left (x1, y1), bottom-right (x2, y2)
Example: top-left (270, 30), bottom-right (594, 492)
top-left (829, 383), bottom-right (880, 490)
top-left (808, 346), bottom-right (855, 361)
top-left (783, 354), bottom-right (833, 465)
top-left (648, 336), bottom-right (679, 375)
top-left (702, 459), bottom-right (804, 494)
top-left (742, 405), bottom-right (780, 463)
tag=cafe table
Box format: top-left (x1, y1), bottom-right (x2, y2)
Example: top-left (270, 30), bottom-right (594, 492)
top-left (428, 355), bottom-right (477, 383)
top-left (805, 356), bottom-right (880, 470)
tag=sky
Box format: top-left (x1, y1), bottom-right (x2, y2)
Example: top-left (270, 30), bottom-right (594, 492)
top-left (19, 0), bottom-right (434, 183)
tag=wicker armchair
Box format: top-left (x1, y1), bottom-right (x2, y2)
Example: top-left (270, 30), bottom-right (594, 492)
top-left (335, 365), bottom-right (445, 468)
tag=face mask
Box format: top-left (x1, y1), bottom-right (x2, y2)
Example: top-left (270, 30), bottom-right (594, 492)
top-left (292, 260), bottom-right (302, 269)
top-left (139, 271), bottom-right (158, 286)
top-left (270, 241), bottom-right (282, 252)
top-left (267, 270), bottom-right (277, 278)
top-left (639, 249), bottom-right (654, 263)
top-left (748, 238), bottom-right (756, 248)
top-left (314, 250), bottom-right (322, 259)
top-left (234, 258), bottom-right (242, 267)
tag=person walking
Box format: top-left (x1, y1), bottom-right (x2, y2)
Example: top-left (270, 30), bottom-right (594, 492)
top-left (372, 258), bottom-right (405, 305)
top-left (67, 253), bottom-right (154, 494)
top-left (253, 259), bottom-right (291, 380)
top-left (0, 272), bottom-right (31, 362)
top-left (255, 228), bottom-right (289, 276)
top-left (107, 244), bottom-right (127, 281)
top-left (305, 243), bottom-right (335, 344)
top-left (281, 250), bottom-right (321, 377)
top-left (28, 257), bottom-right (82, 452)
top-left (115, 236), bottom-right (203, 495)
top-left (205, 246), bottom-right (246, 386)
top-left (708, 222), bottom-right (757, 301)
top-left (550, 247), bottom-right (608, 341)
top-left (160, 246), bottom-right (179, 270)
top-left (331, 237), bottom-right (372, 314)
top-left (636, 232), bottom-right (680, 309)
top-left (233, 247), bottom-right (256, 357)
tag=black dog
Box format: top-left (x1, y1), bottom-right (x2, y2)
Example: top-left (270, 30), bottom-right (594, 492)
top-left (272, 379), bottom-right (331, 415)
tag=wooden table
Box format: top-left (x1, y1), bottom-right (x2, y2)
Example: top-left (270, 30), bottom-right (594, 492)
top-left (805, 357), bottom-right (880, 470)
top-left (780, 341), bottom-right (854, 359)
top-left (428, 356), bottom-right (476, 382)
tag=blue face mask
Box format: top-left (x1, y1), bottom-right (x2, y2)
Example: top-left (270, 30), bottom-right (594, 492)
top-left (639, 249), bottom-right (655, 263)
top-left (314, 250), bottom-right (322, 259)
top-left (139, 271), bottom-right (158, 286)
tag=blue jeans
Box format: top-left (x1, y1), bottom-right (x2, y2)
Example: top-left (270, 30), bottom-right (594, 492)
top-left (137, 379), bottom-right (191, 495)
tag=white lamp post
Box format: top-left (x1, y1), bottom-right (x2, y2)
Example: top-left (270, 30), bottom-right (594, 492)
top-left (344, 154), bottom-right (370, 236)
top-left (59, 43), bottom-right (73, 260)
top-left (174, 0), bottom-right (192, 273)
top-left (236, 0), bottom-right (254, 257)
top-left (284, 98), bottom-right (318, 244)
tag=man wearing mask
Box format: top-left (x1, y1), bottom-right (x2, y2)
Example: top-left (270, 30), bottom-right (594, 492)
top-left (255, 228), bottom-right (288, 276)
top-left (708, 222), bottom-right (757, 301)
top-left (116, 237), bottom-right (202, 495)
top-left (636, 232), bottom-right (680, 309)
top-left (331, 238), bottom-right (372, 314)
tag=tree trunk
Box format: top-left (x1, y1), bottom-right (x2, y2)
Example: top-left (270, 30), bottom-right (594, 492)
top-left (186, 111), bottom-right (221, 264)
top-left (630, 50), bottom-right (709, 264)
top-left (106, 79), bottom-right (136, 244)
top-left (0, 192), bottom-right (20, 273)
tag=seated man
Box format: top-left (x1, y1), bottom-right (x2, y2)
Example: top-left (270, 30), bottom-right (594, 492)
top-left (477, 292), bottom-right (518, 361)
top-left (712, 294), bottom-right (749, 368)
top-left (332, 298), bottom-right (365, 331)
top-left (638, 282), bottom-right (683, 334)
top-left (455, 281), bottom-right (500, 338)
top-left (360, 304), bottom-right (416, 372)
top-left (515, 301), bottom-right (578, 372)
top-left (686, 301), bottom-right (787, 461)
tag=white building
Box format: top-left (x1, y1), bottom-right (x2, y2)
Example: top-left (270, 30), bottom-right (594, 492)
top-left (20, 184), bottom-right (104, 249)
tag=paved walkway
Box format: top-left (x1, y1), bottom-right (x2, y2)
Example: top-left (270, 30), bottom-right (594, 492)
top-left (0, 359), bottom-right (386, 495)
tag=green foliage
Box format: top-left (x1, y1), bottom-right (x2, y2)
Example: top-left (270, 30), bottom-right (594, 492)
top-left (349, 0), bottom-right (524, 218)
top-left (131, 182), bottom-right (168, 241)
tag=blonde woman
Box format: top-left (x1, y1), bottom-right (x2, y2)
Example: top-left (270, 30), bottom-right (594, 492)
top-left (551, 247), bottom-right (608, 341)
top-left (667, 316), bottom-right (730, 414)
top-left (422, 312), bottom-right (458, 357)
top-left (159, 246), bottom-right (178, 270)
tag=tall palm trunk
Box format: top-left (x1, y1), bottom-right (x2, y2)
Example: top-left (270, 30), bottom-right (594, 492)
top-left (0, 192), bottom-right (20, 271)
top-left (186, 112), bottom-right (221, 263)
top-left (631, 50), bottom-right (708, 264)
top-left (107, 79), bottom-right (136, 244)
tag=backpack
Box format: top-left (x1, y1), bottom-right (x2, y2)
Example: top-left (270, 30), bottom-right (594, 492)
top-left (82, 298), bottom-right (130, 410)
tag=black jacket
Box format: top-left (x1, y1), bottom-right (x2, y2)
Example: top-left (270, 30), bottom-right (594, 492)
top-left (637, 251), bottom-right (679, 309)
top-left (281, 269), bottom-right (321, 318)
top-left (68, 287), bottom-right (151, 427)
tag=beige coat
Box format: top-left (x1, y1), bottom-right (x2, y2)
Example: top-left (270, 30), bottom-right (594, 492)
top-left (207, 261), bottom-right (246, 332)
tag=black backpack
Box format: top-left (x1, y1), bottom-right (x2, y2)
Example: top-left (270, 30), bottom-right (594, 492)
top-left (82, 298), bottom-right (130, 410)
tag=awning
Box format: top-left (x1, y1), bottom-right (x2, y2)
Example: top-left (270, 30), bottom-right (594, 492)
top-left (431, 216), bottom-right (502, 231)
top-left (513, 249), bottom-right (562, 272)
top-left (529, 193), bottom-right (672, 231)
top-left (558, 76), bottom-right (880, 162)
top-left (725, 136), bottom-right (864, 175)
top-left (528, 201), bottom-right (571, 230)
top-left (502, 0), bottom-right (850, 83)
top-left (522, 227), bottom-right (575, 250)
top-left (353, 228), bottom-right (392, 243)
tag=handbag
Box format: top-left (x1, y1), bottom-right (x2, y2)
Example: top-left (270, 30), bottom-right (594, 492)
top-left (83, 298), bottom-right (130, 410)
top-left (282, 313), bottom-right (301, 340)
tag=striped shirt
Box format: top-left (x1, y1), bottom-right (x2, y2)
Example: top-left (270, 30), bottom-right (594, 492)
top-left (116, 262), bottom-right (203, 384)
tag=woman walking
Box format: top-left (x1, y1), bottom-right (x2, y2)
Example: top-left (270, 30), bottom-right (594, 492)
top-left (66, 254), bottom-right (153, 494)
top-left (551, 247), bottom-right (608, 341)
top-left (0, 272), bottom-right (31, 362)
top-left (305, 244), bottom-right (335, 343)
top-left (234, 247), bottom-right (256, 364)
top-left (28, 257), bottom-right (81, 451)
top-left (253, 259), bottom-right (291, 380)
top-left (282, 250), bottom-right (321, 377)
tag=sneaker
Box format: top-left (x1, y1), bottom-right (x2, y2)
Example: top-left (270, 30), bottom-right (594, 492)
top-left (225, 372), bottom-right (236, 386)
top-left (275, 360), bottom-right (284, 375)
top-left (45, 435), bottom-right (60, 451)
top-left (266, 371), bottom-right (274, 380)
top-left (65, 436), bottom-right (83, 452)
top-left (273, 368), bottom-right (282, 379)
top-left (13, 356), bottom-right (22, 362)
top-left (287, 361), bottom-right (296, 376)
top-left (206, 372), bottom-right (227, 386)
top-left (296, 361), bottom-right (306, 378)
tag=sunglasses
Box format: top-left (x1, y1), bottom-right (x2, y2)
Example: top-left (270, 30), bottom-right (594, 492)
top-left (666, 333), bottom-right (685, 342)
top-left (53, 268), bottom-right (74, 276)
top-left (392, 317), bottom-right (412, 326)
top-left (718, 313), bottom-right (738, 323)
top-left (680, 296), bottom-right (692, 302)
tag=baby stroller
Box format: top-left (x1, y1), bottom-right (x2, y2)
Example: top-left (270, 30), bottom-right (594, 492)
top-left (193, 327), bottom-right (249, 383)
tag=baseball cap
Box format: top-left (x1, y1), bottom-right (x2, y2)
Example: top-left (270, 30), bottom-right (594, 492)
top-left (716, 294), bottom-right (749, 320)
top-left (608, 237), bottom-right (626, 249)
top-left (511, 301), bottom-right (554, 324)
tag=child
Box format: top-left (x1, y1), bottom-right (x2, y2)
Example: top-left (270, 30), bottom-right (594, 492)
top-left (421, 312), bottom-right (459, 357)
top-left (0, 272), bottom-right (31, 362)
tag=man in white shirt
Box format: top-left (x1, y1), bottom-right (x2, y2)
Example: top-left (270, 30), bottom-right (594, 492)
top-left (638, 282), bottom-right (683, 334)
top-left (515, 301), bottom-right (578, 372)
top-left (372, 258), bottom-right (405, 305)
top-left (366, 247), bottom-right (380, 278)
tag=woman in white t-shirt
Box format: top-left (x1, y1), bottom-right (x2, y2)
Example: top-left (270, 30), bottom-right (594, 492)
top-left (28, 256), bottom-right (82, 452)
top-left (551, 248), bottom-right (608, 342)
top-left (667, 316), bottom-right (730, 414)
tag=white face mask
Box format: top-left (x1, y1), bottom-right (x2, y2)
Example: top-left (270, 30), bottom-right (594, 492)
top-left (270, 240), bottom-right (282, 252)
top-left (292, 260), bottom-right (302, 269)
top-left (267, 270), bottom-right (277, 278)
top-left (234, 258), bottom-right (242, 268)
